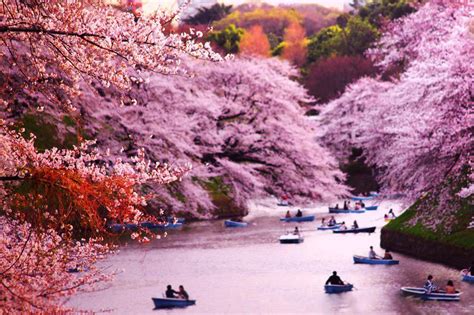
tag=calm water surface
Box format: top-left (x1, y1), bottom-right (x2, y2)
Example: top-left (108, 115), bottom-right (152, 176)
top-left (68, 200), bottom-right (474, 314)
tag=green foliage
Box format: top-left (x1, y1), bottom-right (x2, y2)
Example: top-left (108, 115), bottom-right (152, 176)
top-left (207, 24), bottom-right (244, 54)
top-left (344, 16), bottom-right (379, 55)
top-left (307, 25), bottom-right (343, 63)
top-left (18, 113), bottom-right (79, 152)
top-left (385, 166), bottom-right (474, 249)
top-left (184, 3), bottom-right (233, 26)
top-left (271, 41), bottom-right (286, 57)
top-left (307, 16), bottom-right (378, 63)
top-left (62, 115), bottom-right (76, 127)
top-left (197, 176), bottom-right (246, 218)
top-left (357, 0), bottom-right (416, 27)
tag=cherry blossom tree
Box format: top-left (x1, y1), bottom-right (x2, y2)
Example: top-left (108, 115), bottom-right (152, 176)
top-left (0, 0), bottom-right (220, 109)
top-left (80, 57), bottom-right (348, 217)
top-left (319, 2), bottom-right (473, 199)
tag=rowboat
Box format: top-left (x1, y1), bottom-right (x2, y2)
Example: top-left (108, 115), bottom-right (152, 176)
top-left (152, 298), bottom-right (196, 309)
top-left (350, 209), bottom-right (365, 213)
top-left (108, 223), bottom-right (138, 233)
top-left (324, 284), bottom-right (353, 293)
top-left (400, 287), bottom-right (461, 301)
top-left (328, 208), bottom-right (365, 214)
top-left (364, 206), bottom-right (378, 211)
top-left (224, 220), bottom-right (248, 228)
top-left (461, 269), bottom-right (474, 282)
top-left (333, 227), bottom-right (376, 234)
top-left (280, 215), bottom-right (315, 222)
top-left (279, 233), bottom-right (304, 244)
top-left (167, 217), bottom-right (185, 224)
top-left (353, 255), bottom-right (399, 265)
top-left (277, 201), bottom-right (290, 206)
top-left (317, 224), bottom-right (342, 230)
top-left (140, 222), bottom-right (183, 229)
top-left (351, 196), bottom-right (374, 201)
top-left (328, 208), bottom-right (350, 214)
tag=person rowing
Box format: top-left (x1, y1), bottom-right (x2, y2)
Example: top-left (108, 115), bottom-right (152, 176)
top-left (339, 221), bottom-right (347, 230)
top-left (424, 275), bottom-right (437, 293)
top-left (328, 216), bottom-right (336, 226)
top-left (296, 209), bottom-right (303, 217)
top-left (352, 220), bottom-right (359, 229)
top-left (165, 285), bottom-right (178, 298)
top-left (368, 246), bottom-right (380, 259)
top-left (326, 271), bottom-right (344, 285)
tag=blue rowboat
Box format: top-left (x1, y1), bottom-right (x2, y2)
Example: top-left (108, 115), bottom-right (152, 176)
top-left (328, 208), bottom-right (350, 214)
top-left (353, 255), bottom-right (399, 265)
top-left (364, 206), bottom-right (378, 211)
top-left (333, 227), bottom-right (376, 234)
top-left (152, 298), bottom-right (196, 309)
top-left (461, 270), bottom-right (474, 282)
top-left (167, 217), bottom-right (185, 224)
top-left (280, 215), bottom-right (315, 222)
top-left (279, 233), bottom-right (304, 244)
top-left (349, 209), bottom-right (365, 213)
top-left (400, 287), bottom-right (461, 301)
top-left (317, 224), bottom-right (342, 230)
top-left (140, 222), bottom-right (183, 229)
top-left (351, 196), bottom-right (374, 201)
top-left (369, 192), bottom-right (379, 197)
top-left (109, 223), bottom-right (138, 233)
top-left (324, 284), bottom-right (353, 293)
top-left (224, 220), bottom-right (248, 228)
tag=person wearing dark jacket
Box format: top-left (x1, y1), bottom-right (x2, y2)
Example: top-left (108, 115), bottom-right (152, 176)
top-left (326, 271), bottom-right (344, 285)
top-left (165, 285), bottom-right (178, 298)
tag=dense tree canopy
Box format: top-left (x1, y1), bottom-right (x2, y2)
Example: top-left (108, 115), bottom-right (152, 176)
top-left (319, 2), bottom-right (473, 200)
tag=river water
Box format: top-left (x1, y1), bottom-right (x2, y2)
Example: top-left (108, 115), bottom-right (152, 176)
top-left (68, 200), bottom-right (474, 314)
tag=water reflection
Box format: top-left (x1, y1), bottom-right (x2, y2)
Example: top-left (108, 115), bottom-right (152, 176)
top-left (68, 201), bottom-right (474, 314)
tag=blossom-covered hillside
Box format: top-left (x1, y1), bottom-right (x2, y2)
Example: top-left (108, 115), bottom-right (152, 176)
top-left (79, 57), bottom-right (347, 218)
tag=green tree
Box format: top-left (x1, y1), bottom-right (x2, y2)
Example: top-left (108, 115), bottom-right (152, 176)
top-left (307, 25), bottom-right (343, 63)
top-left (184, 3), bottom-right (233, 26)
top-left (207, 24), bottom-right (245, 54)
top-left (357, 0), bottom-right (415, 27)
top-left (344, 16), bottom-right (379, 55)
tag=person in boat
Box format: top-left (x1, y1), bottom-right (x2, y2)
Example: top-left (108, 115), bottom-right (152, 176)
top-left (321, 218), bottom-right (326, 226)
top-left (389, 209), bottom-right (396, 218)
top-left (166, 285), bottom-right (178, 298)
top-left (361, 201), bottom-right (365, 208)
top-left (355, 202), bottom-right (361, 210)
top-left (445, 280), bottom-right (456, 294)
top-left (384, 214), bottom-right (389, 220)
top-left (326, 271), bottom-right (344, 285)
top-left (383, 250), bottom-right (393, 260)
top-left (343, 201), bottom-right (348, 210)
top-left (352, 220), bottom-right (359, 229)
top-left (339, 221), bottom-right (347, 230)
top-left (335, 203), bottom-right (339, 209)
top-left (293, 226), bottom-right (300, 235)
top-left (178, 285), bottom-right (189, 300)
top-left (424, 275), bottom-right (437, 293)
top-left (368, 246), bottom-right (379, 259)
top-left (328, 216), bottom-right (336, 226)
top-left (285, 210), bottom-right (291, 218)
top-left (296, 209), bottom-right (303, 217)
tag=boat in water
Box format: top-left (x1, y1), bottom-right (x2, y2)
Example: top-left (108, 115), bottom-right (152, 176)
top-left (152, 298), bottom-right (196, 309)
top-left (353, 255), bottom-right (399, 265)
top-left (280, 215), bottom-right (315, 222)
top-left (328, 208), bottom-right (365, 214)
top-left (324, 284), bottom-right (353, 294)
top-left (317, 224), bottom-right (342, 230)
top-left (400, 287), bottom-right (461, 301)
top-left (333, 227), bottom-right (376, 234)
top-left (461, 269), bottom-right (474, 282)
top-left (364, 206), bottom-right (378, 211)
top-left (140, 222), bottom-right (183, 230)
top-left (224, 220), bottom-right (248, 228)
top-left (279, 233), bottom-right (304, 244)
top-left (351, 196), bottom-right (374, 201)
